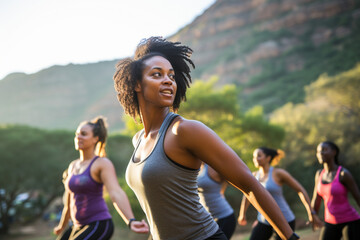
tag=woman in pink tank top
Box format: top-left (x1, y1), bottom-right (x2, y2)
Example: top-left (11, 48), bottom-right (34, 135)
top-left (53, 117), bottom-right (149, 239)
top-left (311, 141), bottom-right (360, 240)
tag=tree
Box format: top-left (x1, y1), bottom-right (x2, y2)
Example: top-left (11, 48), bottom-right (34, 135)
top-left (179, 77), bottom-right (284, 165)
top-left (270, 64), bottom-right (360, 204)
top-left (0, 125), bottom-right (76, 234)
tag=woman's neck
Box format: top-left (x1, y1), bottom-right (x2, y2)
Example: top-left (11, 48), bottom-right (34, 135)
top-left (79, 149), bottom-right (96, 161)
top-left (259, 165), bottom-right (270, 176)
top-left (140, 108), bottom-right (170, 137)
top-left (323, 161), bottom-right (338, 172)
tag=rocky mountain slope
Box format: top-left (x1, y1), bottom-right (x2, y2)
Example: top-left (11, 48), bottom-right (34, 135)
top-left (0, 0), bottom-right (359, 131)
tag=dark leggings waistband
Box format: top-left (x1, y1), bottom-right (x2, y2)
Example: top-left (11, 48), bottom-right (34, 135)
top-left (205, 227), bottom-right (229, 240)
top-left (57, 218), bottom-right (114, 240)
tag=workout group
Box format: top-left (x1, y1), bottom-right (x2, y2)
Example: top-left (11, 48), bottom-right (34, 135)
top-left (53, 37), bottom-right (360, 240)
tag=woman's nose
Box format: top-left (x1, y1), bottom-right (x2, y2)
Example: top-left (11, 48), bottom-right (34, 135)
top-left (162, 75), bottom-right (173, 84)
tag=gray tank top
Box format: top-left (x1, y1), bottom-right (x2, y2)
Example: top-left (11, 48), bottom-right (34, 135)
top-left (126, 112), bottom-right (219, 240)
top-left (256, 167), bottom-right (295, 224)
top-left (198, 164), bottom-right (234, 219)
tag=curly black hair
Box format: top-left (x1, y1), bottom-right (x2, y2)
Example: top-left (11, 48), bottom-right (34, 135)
top-left (113, 36), bottom-right (195, 120)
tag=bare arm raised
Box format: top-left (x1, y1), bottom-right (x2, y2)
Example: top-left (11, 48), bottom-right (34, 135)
top-left (165, 118), bottom-right (294, 240)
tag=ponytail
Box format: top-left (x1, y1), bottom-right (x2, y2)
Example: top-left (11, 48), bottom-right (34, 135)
top-left (87, 116), bottom-right (108, 157)
top-left (258, 147), bottom-right (285, 166)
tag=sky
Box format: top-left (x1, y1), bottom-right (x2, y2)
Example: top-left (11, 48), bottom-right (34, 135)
top-left (0, 0), bottom-right (215, 80)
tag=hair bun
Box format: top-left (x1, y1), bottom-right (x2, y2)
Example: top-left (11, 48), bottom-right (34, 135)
top-left (271, 149), bottom-right (285, 166)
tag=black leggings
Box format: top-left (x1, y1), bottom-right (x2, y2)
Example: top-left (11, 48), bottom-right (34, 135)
top-left (205, 227), bottom-right (229, 240)
top-left (319, 219), bottom-right (360, 240)
top-left (216, 213), bottom-right (236, 239)
top-left (147, 227), bottom-right (228, 240)
top-left (250, 220), bottom-right (295, 240)
top-left (57, 219), bottom-right (114, 240)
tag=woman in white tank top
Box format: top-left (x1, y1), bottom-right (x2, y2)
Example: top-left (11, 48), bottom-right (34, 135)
top-left (239, 147), bottom-right (322, 240)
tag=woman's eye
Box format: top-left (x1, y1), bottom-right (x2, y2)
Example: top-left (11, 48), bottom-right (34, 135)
top-left (153, 72), bottom-right (161, 77)
top-left (169, 74), bottom-right (175, 80)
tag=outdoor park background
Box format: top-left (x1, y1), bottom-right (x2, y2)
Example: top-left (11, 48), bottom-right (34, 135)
top-left (1, 0), bottom-right (360, 239)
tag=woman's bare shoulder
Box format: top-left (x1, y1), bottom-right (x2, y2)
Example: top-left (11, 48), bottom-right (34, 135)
top-left (172, 116), bottom-right (213, 136)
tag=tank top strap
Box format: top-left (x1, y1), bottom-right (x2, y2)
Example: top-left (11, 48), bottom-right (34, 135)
top-left (204, 164), bottom-right (209, 173)
top-left (334, 166), bottom-right (342, 181)
top-left (87, 156), bottom-right (99, 171)
top-left (267, 167), bottom-right (274, 184)
top-left (134, 130), bottom-right (145, 148)
top-left (255, 171), bottom-right (260, 180)
top-left (319, 168), bottom-right (325, 178)
top-left (158, 112), bottom-right (179, 137)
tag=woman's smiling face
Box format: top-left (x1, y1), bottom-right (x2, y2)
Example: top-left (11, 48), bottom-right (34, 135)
top-left (136, 55), bottom-right (177, 108)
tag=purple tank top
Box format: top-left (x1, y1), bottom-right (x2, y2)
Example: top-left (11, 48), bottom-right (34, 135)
top-left (67, 156), bottom-right (111, 226)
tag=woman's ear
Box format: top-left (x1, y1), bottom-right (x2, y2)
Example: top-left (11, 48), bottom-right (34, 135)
top-left (135, 81), bottom-right (141, 92)
top-left (93, 136), bottom-right (99, 145)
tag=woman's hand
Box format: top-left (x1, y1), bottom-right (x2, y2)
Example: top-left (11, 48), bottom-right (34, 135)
top-left (53, 225), bottom-right (65, 235)
top-left (238, 217), bottom-right (247, 226)
top-left (130, 219), bottom-right (149, 233)
top-left (308, 214), bottom-right (323, 231)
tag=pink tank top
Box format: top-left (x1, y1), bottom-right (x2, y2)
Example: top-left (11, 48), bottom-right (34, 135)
top-left (317, 167), bottom-right (360, 224)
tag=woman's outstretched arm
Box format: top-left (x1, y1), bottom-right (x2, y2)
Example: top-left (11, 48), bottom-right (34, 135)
top-left (99, 158), bottom-right (149, 234)
top-left (175, 119), bottom-right (295, 240)
top-left (53, 190), bottom-right (71, 235)
top-left (276, 168), bottom-right (323, 230)
top-left (238, 194), bottom-right (251, 225)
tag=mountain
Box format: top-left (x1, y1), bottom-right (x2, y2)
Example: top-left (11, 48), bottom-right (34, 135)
top-left (0, 61), bottom-right (124, 131)
top-left (170, 0), bottom-right (360, 111)
top-left (1, 0), bottom-right (359, 131)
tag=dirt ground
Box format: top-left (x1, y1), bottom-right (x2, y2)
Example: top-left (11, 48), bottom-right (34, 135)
top-left (5, 219), bottom-right (320, 240)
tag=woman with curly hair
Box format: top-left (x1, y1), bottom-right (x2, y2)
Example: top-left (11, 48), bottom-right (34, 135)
top-left (54, 116), bottom-right (149, 239)
top-left (113, 36), bottom-right (299, 240)
top-left (238, 147), bottom-right (322, 240)
top-left (311, 141), bottom-right (360, 240)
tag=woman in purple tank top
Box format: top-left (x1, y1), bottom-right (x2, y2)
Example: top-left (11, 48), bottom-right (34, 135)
top-left (53, 117), bottom-right (149, 239)
top-left (311, 141), bottom-right (360, 240)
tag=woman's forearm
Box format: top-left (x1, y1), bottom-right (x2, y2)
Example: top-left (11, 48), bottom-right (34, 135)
top-left (111, 189), bottom-right (135, 225)
top-left (57, 206), bottom-right (70, 229)
top-left (239, 195), bottom-right (250, 220)
top-left (298, 191), bottom-right (314, 221)
top-left (245, 184), bottom-right (293, 240)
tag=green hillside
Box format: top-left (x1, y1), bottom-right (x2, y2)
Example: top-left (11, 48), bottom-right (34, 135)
top-left (0, 60), bottom-right (125, 130)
